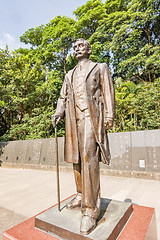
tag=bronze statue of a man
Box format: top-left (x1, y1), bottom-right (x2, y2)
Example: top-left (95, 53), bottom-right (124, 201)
top-left (52, 38), bottom-right (115, 235)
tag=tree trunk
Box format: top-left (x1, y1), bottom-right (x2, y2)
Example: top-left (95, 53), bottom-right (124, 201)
top-left (134, 113), bottom-right (137, 131)
top-left (20, 102), bottom-right (24, 122)
top-left (63, 47), bottom-right (66, 75)
top-left (146, 21), bottom-right (151, 45)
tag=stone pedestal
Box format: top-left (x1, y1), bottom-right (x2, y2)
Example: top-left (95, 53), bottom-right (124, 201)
top-left (3, 195), bottom-right (157, 240)
top-left (35, 197), bottom-right (132, 240)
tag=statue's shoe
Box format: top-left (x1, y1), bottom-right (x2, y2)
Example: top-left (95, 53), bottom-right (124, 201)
top-left (80, 215), bottom-right (96, 235)
top-left (66, 193), bottom-right (82, 209)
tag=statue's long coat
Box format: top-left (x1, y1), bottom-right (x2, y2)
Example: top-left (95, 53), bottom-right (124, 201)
top-left (55, 60), bottom-right (115, 165)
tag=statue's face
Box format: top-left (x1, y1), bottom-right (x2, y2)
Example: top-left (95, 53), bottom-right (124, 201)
top-left (73, 40), bottom-right (89, 60)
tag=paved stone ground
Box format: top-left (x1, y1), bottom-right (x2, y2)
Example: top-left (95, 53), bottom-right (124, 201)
top-left (0, 167), bottom-right (160, 239)
top-left (0, 206), bottom-right (27, 239)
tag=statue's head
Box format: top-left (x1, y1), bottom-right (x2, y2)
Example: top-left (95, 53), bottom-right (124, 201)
top-left (73, 38), bottom-right (91, 60)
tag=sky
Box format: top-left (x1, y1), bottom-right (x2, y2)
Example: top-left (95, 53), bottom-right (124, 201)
top-left (0, 0), bottom-right (89, 50)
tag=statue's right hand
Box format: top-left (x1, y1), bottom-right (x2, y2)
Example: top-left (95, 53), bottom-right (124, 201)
top-left (51, 115), bottom-right (61, 128)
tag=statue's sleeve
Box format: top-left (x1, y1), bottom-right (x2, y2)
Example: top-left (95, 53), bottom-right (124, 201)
top-left (54, 76), bottom-right (68, 119)
top-left (100, 63), bottom-right (115, 123)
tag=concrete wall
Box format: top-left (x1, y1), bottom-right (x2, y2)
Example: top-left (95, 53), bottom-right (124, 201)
top-left (0, 130), bottom-right (160, 178)
top-left (105, 130), bottom-right (160, 172)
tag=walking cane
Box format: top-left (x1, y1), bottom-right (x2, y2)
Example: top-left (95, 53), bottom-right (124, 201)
top-left (55, 126), bottom-right (60, 211)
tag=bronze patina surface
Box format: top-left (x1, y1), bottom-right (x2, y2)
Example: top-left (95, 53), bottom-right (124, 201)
top-left (52, 39), bottom-right (115, 234)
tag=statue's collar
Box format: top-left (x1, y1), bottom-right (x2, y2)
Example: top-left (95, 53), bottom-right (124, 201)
top-left (67, 60), bottom-right (98, 83)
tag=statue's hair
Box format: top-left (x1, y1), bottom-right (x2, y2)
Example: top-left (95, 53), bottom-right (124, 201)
top-left (75, 38), bottom-right (91, 56)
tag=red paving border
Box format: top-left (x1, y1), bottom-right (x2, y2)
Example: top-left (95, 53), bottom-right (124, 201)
top-left (118, 204), bottom-right (155, 240)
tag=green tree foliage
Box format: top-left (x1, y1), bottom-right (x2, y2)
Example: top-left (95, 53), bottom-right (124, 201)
top-left (0, 47), bottom-right (10, 136)
top-left (20, 25), bottom-right (44, 47)
top-left (0, 0), bottom-right (159, 141)
top-left (19, 16), bottom-right (76, 75)
top-left (91, 0), bottom-right (160, 81)
top-left (0, 48), bottom-right (63, 140)
top-left (74, 0), bottom-right (110, 63)
top-left (74, 0), bottom-right (105, 38)
top-left (42, 16), bottom-right (77, 75)
top-left (113, 79), bottom-right (160, 132)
